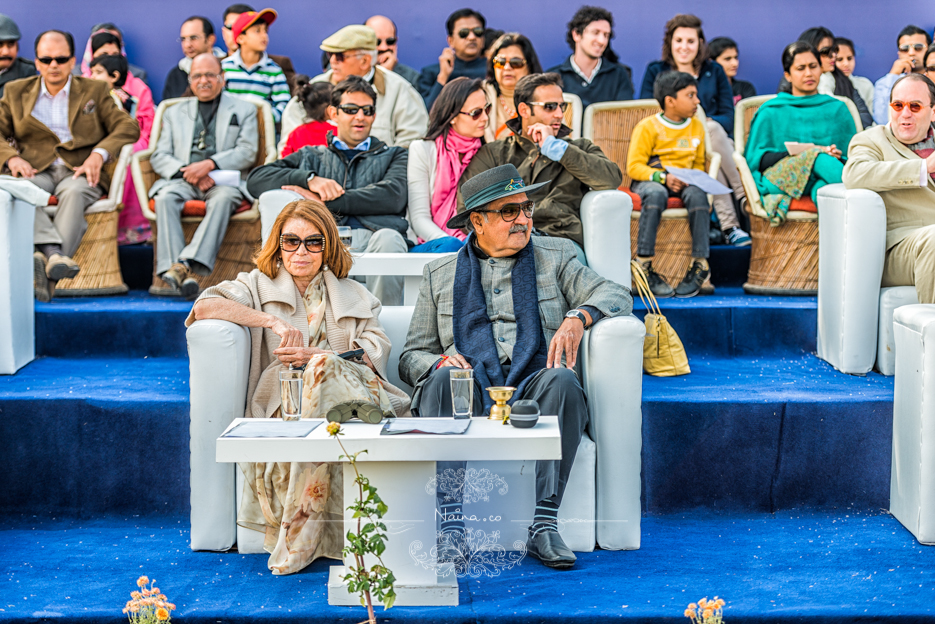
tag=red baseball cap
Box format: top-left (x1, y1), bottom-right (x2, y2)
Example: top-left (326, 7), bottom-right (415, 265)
top-left (232, 8), bottom-right (277, 42)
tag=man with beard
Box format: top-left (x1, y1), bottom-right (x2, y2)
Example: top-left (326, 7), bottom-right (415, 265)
top-left (0, 14), bottom-right (36, 98)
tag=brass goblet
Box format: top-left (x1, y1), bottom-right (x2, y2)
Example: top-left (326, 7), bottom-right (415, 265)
top-left (486, 386), bottom-right (516, 423)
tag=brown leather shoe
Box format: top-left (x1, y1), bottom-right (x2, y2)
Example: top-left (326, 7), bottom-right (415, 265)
top-left (162, 262), bottom-right (199, 298)
top-left (34, 252), bottom-right (54, 302)
top-left (46, 253), bottom-right (80, 281)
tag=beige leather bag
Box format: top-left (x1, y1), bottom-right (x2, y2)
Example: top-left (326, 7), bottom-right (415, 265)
top-left (630, 261), bottom-right (691, 376)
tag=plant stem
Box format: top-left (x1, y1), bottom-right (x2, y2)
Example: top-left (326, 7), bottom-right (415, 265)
top-left (336, 436), bottom-right (377, 624)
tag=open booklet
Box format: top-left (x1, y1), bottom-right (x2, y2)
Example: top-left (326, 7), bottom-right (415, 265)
top-left (381, 419), bottom-right (472, 435)
top-left (223, 420), bottom-right (322, 438)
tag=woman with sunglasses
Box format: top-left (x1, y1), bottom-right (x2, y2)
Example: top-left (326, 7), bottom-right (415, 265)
top-left (482, 33), bottom-right (542, 141)
top-left (189, 199), bottom-right (410, 575)
top-left (640, 14), bottom-right (750, 247)
top-left (408, 77), bottom-right (488, 252)
top-left (744, 42), bottom-right (857, 225)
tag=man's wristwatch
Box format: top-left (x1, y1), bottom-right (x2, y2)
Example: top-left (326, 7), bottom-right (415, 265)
top-left (565, 309), bottom-right (588, 328)
top-left (651, 171), bottom-right (667, 184)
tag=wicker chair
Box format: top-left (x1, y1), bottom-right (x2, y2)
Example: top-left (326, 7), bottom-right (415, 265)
top-left (132, 98), bottom-right (276, 296)
top-left (733, 94), bottom-right (862, 295)
top-left (53, 143), bottom-right (135, 297)
top-left (563, 92), bottom-right (583, 139)
top-left (583, 99), bottom-right (720, 291)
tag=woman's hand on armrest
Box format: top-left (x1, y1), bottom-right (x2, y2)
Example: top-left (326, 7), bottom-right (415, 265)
top-left (192, 298), bottom-right (299, 348)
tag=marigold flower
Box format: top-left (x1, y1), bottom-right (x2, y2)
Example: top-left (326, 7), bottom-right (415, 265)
top-left (703, 608), bottom-right (714, 619)
top-left (684, 608), bottom-right (695, 618)
top-left (698, 597), bottom-right (708, 608)
top-left (131, 591), bottom-right (142, 600)
top-left (688, 603), bottom-right (697, 610)
top-left (137, 576), bottom-right (149, 588)
top-left (715, 598), bottom-right (725, 608)
top-left (326, 422), bottom-right (341, 436)
top-left (156, 607), bottom-right (170, 620)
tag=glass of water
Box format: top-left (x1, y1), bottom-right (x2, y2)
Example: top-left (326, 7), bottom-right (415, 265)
top-left (449, 369), bottom-right (473, 419)
top-left (279, 368), bottom-right (303, 421)
top-left (337, 226), bottom-right (353, 248)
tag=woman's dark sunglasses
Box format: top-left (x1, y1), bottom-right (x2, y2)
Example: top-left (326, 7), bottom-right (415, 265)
top-left (890, 100), bottom-right (925, 113)
top-left (459, 103), bottom-right (492, 120)
top-left (493, 56), bottom-right (527, 70)
top-left (818, 46), bottom-right (836, 58)
top-left (527, 101), bottom-right (569, 113)
top-left (280, 234), bottom-right (325, 253)
top-left (458, 27), bottom-right (485, 39)
top-left (36, 56), bottom-right (72, 65)
top-left (479, 200), bottom-right (535, 222)
top-left (336, 104), bottom-right (376, 117)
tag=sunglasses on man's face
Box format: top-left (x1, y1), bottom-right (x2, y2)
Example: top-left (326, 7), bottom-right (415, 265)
top-left (459, 103), bottom-right (492, 120)
top-left (493, 56), bottom-right (527, 70)
top-left (376, 37), bottom-right (397, 47)
top-left (480, 200), bottom-right (535, 222)
top-left (900, 43), bottom-right (927, 53)
top-left (336, 104), bottom-right (376, 117)
top-left (36, 56), bottom-right (72, 66)
top-left (280, 234), bottom-right (325, 253)
top-left (890, 100), bottom-right (927, 113)
top-left (331, 51), bottom-right (366, 64)
top-left (457, 27), bottom-right (484, 39)
top-left (527, 101), bottom-right (569, 113)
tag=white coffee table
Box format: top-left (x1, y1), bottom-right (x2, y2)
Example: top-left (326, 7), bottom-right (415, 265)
top-left (347, 252), bottom-right (455, 305)
top-left (217, 416), bottom-right (561, 606)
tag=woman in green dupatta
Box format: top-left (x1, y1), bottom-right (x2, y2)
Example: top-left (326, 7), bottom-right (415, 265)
top-left (746, 41), bottom-right (858, 225)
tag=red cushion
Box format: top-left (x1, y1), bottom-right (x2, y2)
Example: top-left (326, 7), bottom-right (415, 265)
top-left (148, 198), bottom-right (253, 217)
top-left (621, 186), bottom-right (684, 212)
top-left (789, 197), bottom-right (817, 213)
top-left (48, 195), bottom-right (58, 206)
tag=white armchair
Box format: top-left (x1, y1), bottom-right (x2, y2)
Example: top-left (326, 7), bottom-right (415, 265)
top-left (187, 306), bottom-right (645, 554)
top-left (816, 183), bottom-right (917, 375)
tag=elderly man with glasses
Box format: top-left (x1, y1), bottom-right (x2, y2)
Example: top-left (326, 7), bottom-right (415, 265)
top-left (277, 24), bottom-right (427, 156)
top-left (399, 162), bottom-right (631, 569)
top-left (873, 25), bottom-right (932, 125)
top-left (0, 29), bottom-right (138, 301)
top-left (364, 15), bottom-right (419, 90)
top-left (163, 16), bottom-right (224, 101)
top-left (458, 72), bottom-right (622, 266)
top-left (149, 53), bottom-right (258, 298)
top-left (417, 8), bottom-right (489, 110)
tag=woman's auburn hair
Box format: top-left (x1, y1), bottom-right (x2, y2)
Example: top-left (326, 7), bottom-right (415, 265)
top-left (661, 14), bottom-right (706, 75)
top-left (254, 199), bottom-right (353, 280)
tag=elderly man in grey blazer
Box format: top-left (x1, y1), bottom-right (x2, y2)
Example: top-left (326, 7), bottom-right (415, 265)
top-left (399, 163), bottom-right (632, 569)
top-left (150, 53), bottom-right (257, 297)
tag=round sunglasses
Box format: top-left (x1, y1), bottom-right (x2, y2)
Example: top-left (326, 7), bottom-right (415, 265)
top-left (458, 103), bottom-right (492, 120)
top-left (280, 234), bottom-right (325, 253)
top-left (890, 100), bottom-right (927, 113)
top-left (493, 56), bottom-right (527, 70)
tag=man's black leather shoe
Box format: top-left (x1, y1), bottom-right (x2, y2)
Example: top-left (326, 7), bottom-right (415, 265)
top-left (526, 530), bottom-right (576, 569)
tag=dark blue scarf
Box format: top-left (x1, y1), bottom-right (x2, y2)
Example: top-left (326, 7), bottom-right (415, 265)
top-left (452, 234), bottom-right (548, 413)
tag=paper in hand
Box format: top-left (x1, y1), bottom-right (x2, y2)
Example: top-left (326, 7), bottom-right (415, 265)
top-left (208, 170), bottom-right (242, 187)
top-left (664, 167), bottom-right (732, 195)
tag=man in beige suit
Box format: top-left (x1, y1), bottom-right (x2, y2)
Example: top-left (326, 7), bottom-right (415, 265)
top-left (0, 30), bottom-right (139, 301)
top-left (843, 73), bottom-right (935, 303)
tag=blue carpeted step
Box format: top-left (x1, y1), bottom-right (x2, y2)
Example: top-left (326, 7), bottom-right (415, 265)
top-left (1, 509), bottom-right (933, 623)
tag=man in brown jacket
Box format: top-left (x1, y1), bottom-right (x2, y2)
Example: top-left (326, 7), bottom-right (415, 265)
top-left (0, 30), bottom-right (139, 301)
top-left (458, 72), bottom-right (622, 265)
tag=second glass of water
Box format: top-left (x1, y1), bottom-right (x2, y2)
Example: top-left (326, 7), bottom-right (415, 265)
top-left (337, 226), bottom-right (353, 248)
top-left (449, 368), bottom-right (473, 419)
top-left (280, 368), bottom-right (303, 421)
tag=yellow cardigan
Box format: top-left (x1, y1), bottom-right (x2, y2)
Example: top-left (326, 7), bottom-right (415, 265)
top-left (626, 113), bottom-right (706, 183)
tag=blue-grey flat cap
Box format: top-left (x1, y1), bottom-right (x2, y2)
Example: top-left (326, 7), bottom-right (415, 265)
top-left (0, 14), bottom-right (21, 42)
top-left (446, 164), bottom-right (549, 229)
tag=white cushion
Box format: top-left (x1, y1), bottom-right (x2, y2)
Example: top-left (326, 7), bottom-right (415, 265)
top-left (878, 287), bottom-right (920, 376)
top-left (891, 304), bottom-right (935, 543)
top-left (580, 190), bottom-right (631, 287)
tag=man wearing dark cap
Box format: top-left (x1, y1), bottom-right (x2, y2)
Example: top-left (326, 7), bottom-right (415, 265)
top-left (0, 14), bottom-right (37, 98)
top-left (399, 163), bottom-right (631, 569)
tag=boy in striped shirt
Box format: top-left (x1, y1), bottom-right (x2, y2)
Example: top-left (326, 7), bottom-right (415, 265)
top-left (222, 8), bottom-right (290, 123)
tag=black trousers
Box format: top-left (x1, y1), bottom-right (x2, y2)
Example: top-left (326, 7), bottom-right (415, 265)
top-left (415, 366), bottom-right (589, 506)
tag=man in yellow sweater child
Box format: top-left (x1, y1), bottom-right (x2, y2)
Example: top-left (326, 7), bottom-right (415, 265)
top-left (627, 71), bottom-right (711, 298)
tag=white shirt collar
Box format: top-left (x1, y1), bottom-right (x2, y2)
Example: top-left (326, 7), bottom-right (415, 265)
top-left (332, 136), bottom-right (372, 151)
top-left (40, 75), bottom-right (72, 99)
top-left (363, 67), bottom-right (375, 83)
top-left (230, 49), bottom-right (269, 71)
top-left (570, 55), bottom-right (601, 84)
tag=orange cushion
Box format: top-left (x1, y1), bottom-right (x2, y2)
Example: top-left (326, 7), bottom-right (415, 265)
top-left (789, 197), bottom-right (817, 213)
top-left (148, 198), bottom-right (253, 217)
top-left (621, 186), bottom-right (684, 212)
top-left (48, 194), bottom-right (107, 206)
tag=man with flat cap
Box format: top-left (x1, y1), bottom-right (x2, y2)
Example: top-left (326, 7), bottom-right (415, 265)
top-left (277, 24), bottom-right (427, 156)
top-left (0, 14), bottom-right (37, 97)
top-left (399, 163), bottom-right (632, 569)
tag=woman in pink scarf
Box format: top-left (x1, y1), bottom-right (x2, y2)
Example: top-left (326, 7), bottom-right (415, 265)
top-left (83, 29), bottom-right (155, 244)
top-left (407, 78), bottom-right (489, 253)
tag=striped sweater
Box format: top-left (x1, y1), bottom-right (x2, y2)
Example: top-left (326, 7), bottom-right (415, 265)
top-left (222, 50), bottom-right (290, 122)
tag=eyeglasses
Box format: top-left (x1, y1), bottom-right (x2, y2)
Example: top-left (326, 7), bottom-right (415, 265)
top-left (376, 37), bottom-right (397, 46)
top-left (479, 200), bottom-right (535, 222)
top-left (280, 234), bottom-right (326, 253)
top-left (178, 35), bottom-right (205, 43)
top-left (36, 56), bottom-right (72, 65)
top-left (890, 100), bottom-right (926, 113)
top-left (459, 103), bottom-right (491, 120)
top-left (331, 51), bottom-right (367, 63)
top-left (900, 43), bottom-right (927, 53)
top-left (493, 56), bottom-right (527, 70)
top-left (457, 27), bottom-right (484, 39)
top-left (527, 101), bottom-right (569, 113)
top-left (189, 72), bottom-right (221, 82)
top-left (818, 46), bottom-right (836, 58)
top-left (336, 103), bottom-right (376, 117)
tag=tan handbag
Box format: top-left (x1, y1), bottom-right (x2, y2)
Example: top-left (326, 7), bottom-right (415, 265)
top-left (630, 261), bottom-right (691, 376)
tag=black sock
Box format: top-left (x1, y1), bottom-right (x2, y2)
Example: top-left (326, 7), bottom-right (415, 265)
top-left (530, 497), bottom-right (559, 536)
top-left (37, 244), bottom-right (63, 258)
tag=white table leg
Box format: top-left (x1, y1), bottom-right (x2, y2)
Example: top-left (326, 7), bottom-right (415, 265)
top-left (0, 192), bottom-right (35, 375)
top-left (403, 276), bottom-right (420, 306)
top-left (328, 460), bottom-right (458, 606)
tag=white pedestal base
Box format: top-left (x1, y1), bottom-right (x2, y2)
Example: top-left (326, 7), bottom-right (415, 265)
top-left (327, 565), bottom-right (458, 606)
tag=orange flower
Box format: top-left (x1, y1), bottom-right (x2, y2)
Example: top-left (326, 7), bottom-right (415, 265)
top-left (326, 422), bottom-right (341, 436)
top-left (687, 603), bottom-right (697, 610)
top-left (698, 597), bottom-right (708, 608)
top-left (131, 591), bottom-right (142, 600)
top-left (703, 608), bottom-right (714, 619)
top-left (128, 604), bottom-right (140, 613)
top-left (166, 603), bottom-right (177, 610)
top-left (715, 598), bottom-right (725, 608)
top-left (136, 576), bottom-right (149, 588)
top-left (157, 594), bottom-right (167, 600)
top-left (151, 587), bottom-right (160, 594)
top-left (156, 607), bottom-right (170, 620)
top-left (684, 607), bottom-right (695, 618)
top-left (142, 589), bottom-right (152, 597)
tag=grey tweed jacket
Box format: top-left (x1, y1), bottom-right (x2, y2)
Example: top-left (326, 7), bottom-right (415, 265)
top-left (398, 235), bottom-right (633, 395)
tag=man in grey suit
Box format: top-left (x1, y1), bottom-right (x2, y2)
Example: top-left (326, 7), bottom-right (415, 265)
top-left (150, 53), bottom-right (257, 297)
top-left (399, 163), bottom-right (632, 569)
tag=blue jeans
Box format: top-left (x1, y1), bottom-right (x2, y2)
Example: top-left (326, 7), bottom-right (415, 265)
top-left (410, 236), bottom-right (465, 253)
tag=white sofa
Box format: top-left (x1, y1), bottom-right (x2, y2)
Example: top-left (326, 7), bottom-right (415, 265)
top-left (816, 184), bottom-right (917, 375)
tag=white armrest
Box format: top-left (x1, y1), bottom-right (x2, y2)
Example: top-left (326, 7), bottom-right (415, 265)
top-left (187, 319), bottom-right (251, 551)
top-left (581, 189), bottom-right (632, 287)
top-left (582, 314), bottom-right (645, 549)
top-left (816, 184), bottom-right (886, 374)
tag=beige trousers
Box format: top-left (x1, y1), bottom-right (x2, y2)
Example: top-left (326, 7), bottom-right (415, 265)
top-left (883, 225), bottom-right (935, 303)
top-left (30, 163), bottom-right (103, 258)
top-left (706, 119), bottom-right (743, 231)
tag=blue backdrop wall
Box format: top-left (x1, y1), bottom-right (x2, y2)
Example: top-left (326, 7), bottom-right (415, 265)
top-left (6, 0), bottom-right (933, 105)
